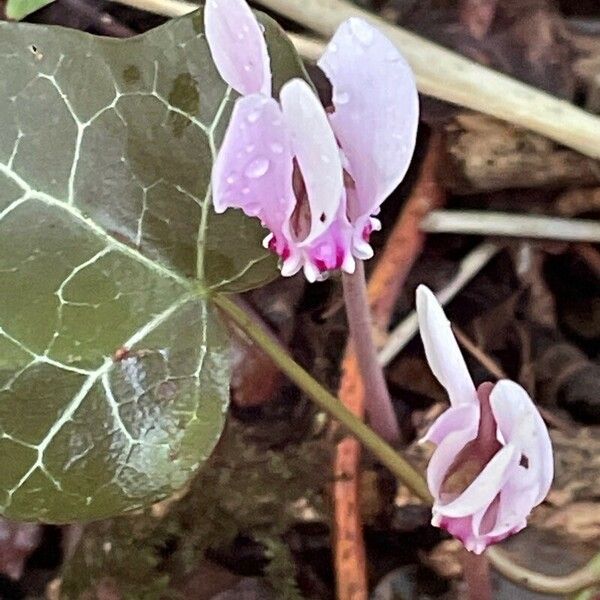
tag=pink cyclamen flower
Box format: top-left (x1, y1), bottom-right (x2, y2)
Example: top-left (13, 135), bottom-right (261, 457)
top-left (205, 0), bottom-right (419, 281)
top-left (416, 285), bottom-right (554, 554)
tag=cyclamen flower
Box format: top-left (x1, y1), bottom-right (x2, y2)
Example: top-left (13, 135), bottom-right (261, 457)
top-left (416, 285), bottom-right (553, 554)
top-left (206, 0), bottom-right (419, 281)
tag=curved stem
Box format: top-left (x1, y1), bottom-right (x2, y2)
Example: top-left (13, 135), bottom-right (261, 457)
top-left (213, 291), bottom-right (430, 501)
top-left (342, 261), bottom-right (400, 442)
top-left (487, 548), bottom-right (600, 596)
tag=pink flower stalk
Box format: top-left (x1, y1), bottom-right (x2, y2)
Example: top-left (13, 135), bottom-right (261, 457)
top-left (416, 285), bottom-right (554, 554)
top-left (205, 0), bottom-right (419, 281)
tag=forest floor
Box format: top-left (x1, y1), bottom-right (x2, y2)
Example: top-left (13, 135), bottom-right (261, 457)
top-left (0, 0), bottom-right (599, 599)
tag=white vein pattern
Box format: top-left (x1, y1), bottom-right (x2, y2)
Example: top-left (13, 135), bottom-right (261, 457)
top-left (0, 44), bottom-right (239, 512)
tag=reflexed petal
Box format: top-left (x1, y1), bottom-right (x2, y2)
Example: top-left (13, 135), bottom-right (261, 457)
top-left (416, 286), bottom-right (477, 406)
top-left (205, 0), bottom-right (271, 96)
top-left (420, 403), bottom-right (479, 446)
top-left (490, 380), bottom-right (554, 504)
top-left (280, 79), bottom-right (344, 246)
top-left (439, 444), bottom-right (520, 518)
top-left (318, 18), bottom-right (419, 245)
top-left (212, 94), bottom-right (295, 259)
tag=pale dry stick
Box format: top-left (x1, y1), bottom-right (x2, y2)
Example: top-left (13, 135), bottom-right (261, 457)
top-left (422, 210), bottom-right (600, 242)
top-left (453, 325), bottom-right (505, 380)
top-left (255, 0), bottom-right (600, 160)
top-left (111, 0), bottom-right (600, 159)
top-left (286, 32), bottom-right (325, 61)
top-left (378, 242), bottom-right (500, 366)
top-left (112, 0), bottom-right (196, 17)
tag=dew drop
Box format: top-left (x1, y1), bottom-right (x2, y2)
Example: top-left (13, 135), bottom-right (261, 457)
top-left (329, 42), bottom-right (338, 53)
top-left (259, 23), bottom-right (265, 33)
top-left (242, 187), bottom-right (251, 195)
top-left (321, 154), bottom-right (331, 163)
top-left (226, 174), bottom-right (237, 185)
top-left (247, 109), bottom-right (261, 123)
top-left (245, 144), bottom-right (255, 154)
top-left (245, 157), bottom-right (270, 179)
top-left (242, 24), bottom-right (250, 33)
top-left (349, 18), bottom-right (374, 46)
top-left (333, 91), bottom-right (350, 105)
top-left (244, 64), bottom-right (252, 72)
top-left (270, 142), bottom-right (284, 154)
top-left (237, 32), bottom-right (245, 40)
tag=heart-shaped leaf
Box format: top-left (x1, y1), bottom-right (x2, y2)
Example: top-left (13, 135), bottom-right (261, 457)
top-left (0, 10), bottom-right (306, 521)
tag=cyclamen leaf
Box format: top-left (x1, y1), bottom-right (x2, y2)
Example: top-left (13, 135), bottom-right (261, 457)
top-left (0, 11), bottom-right (306, 521)
top-left (5, 0), bottom-right (56, 21)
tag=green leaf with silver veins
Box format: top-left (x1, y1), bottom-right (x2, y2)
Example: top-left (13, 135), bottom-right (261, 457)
top-left (0, 9), bottom-right (307, 521)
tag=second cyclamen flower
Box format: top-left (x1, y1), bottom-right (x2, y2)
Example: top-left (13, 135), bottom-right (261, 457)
top-left (416, 286), bottom-right (554, 554)
top-left (206, 0), bottom-right (419, 281)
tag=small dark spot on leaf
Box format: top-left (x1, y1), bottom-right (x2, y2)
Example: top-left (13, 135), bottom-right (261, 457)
top-left (157, 380), bottom-right (178, 402)
top-left (122, 65), bottom-right (141, 85)
top-left (168, 73), bottom-right (200, 137)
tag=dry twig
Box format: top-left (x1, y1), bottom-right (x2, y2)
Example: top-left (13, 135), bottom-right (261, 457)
top-left (379, 242), bottom-right (500, 366)
top-left (421, 210), bottom-right (600, 242)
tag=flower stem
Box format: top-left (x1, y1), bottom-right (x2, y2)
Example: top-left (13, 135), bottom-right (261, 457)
top-left (462, 549), bottom-right (493, 600)
top-left (342, 260), bottom-right (400, 442)
top-left (213, 291), bottom-right (431, 501)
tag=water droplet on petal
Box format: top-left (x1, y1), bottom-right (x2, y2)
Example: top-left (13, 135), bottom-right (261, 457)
top-left (321, 154), bottom-right (331, 163)
top-left (329, 42), bottom-right (338, 53)
top-left (226, 174), bottom-right (237, 185)
top-left (242, 187), bottom-right (251, 195)
top-left (245, 144), bottom-right (255, 154)
top-left (242, 24), bottom-right (250, 33)
top-left (333, 91), bottom-right (350, 105)
top-left (270, 142), bottom-right (284, 154)
top-left (237, 32), bottom-right (245, 40)
top-left (245, 157), bottom-right (270, 179)
top-left (244, 64), bottom-right (252, 72)
top-left (247, 109), bottom-right (261, 123)
top-left (258, 23), bottom-right (265, 33)
top-left (349, 18), bottom-right (374, 46)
